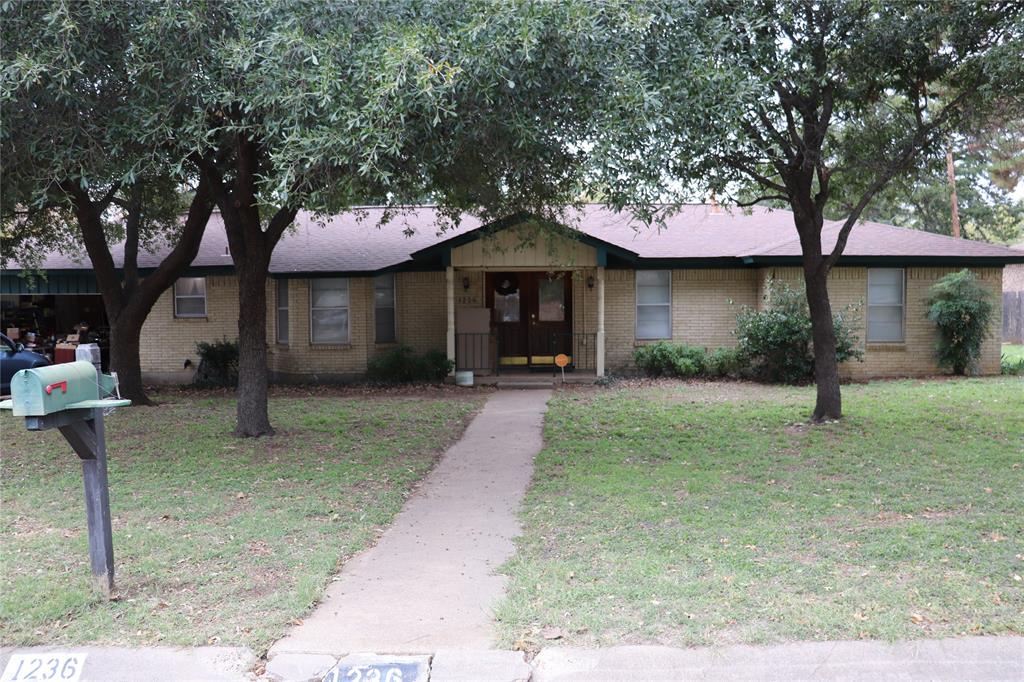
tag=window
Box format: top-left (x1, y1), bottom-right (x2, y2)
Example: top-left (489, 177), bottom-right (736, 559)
top-left (494, 276), bottom-right (520, 322)
top-left (276, 279), bottom-right (289, 344)
top-left (538, 278), bottom-right (565, 322)
top-left (636, 270), bottom-right (671, 339)
top-left (310, 278), bottom-right (349, 344)
top-left (173, 277), bottom-right (206, 317)
top-left (867, 268), bottom-right (905, 343)
top-left (374, 274), bottom-right (396, 343)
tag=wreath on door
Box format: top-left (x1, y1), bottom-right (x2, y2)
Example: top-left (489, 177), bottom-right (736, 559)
top-left (494, 274), bottom-right (519, 297)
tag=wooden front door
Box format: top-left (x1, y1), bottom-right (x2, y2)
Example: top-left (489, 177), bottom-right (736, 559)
top-left (486, 272), bottom-right (572, 368)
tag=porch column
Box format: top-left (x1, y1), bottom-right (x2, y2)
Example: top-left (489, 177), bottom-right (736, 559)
top-left (596, 266), bottom-right (606, 377)
top-left (446, 266), bottom-right (456, 375)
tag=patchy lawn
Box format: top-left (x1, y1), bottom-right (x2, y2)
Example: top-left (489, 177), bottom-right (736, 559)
top-left (0, 387), bottom-right (485, 653)
top-left (1003, 344), bottom-right (1024, 362)
top-left (497, 378), bottom-right (1024, 649)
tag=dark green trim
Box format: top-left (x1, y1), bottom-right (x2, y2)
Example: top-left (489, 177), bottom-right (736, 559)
top-left (618, 257), bottom-right (753, 269)
top-left (744, 255), bottom-right (1024, 267)
top-left (2, 272), bottom-right (99, 294)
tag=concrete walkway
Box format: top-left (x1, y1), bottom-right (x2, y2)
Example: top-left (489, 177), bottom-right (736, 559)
top-left (269, 389), bottom-right (551, 658)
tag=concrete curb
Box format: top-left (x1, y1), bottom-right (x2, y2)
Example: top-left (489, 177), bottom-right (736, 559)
top-left (0, 645), bottom-right (257, 682)
top-left (530, 637), bottom-right (1024, 681)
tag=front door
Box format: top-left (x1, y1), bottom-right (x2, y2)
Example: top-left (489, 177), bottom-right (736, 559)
top-left (487, 272), bottom-right (572, 369)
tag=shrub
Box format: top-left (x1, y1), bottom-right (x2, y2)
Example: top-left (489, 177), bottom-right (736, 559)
top-left (194, 338), bottom-right (239, 387)
top-left (707, 346), bottom-right (747, 378)
top-left (633, 342), bottom-right (708, 378)
top-left (926, 269), bottom-right (995, 375)
top-left (734, 279), bottom-right (863, 384)
top-left (366, 345), bottom-right (453, 383)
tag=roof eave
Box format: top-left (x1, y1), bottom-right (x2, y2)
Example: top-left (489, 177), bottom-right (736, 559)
top-left (743, 255), bottom-right (1024, 266)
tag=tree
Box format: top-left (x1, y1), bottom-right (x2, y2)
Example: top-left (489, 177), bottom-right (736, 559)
top-left (182, 0), bottom-right (646, 436)
top-left (858, 119), bottom-right (1024, 244)
top-left (596, 0), bottom-right (1024, 420)
top-left (1, 1), bottom-right (215, 405)
top-left (177, 0), bottom-right (468, 436)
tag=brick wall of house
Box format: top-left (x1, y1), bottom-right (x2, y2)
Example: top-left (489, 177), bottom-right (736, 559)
top-left (140, 265), bottom-right (1005, 383)
top-left (139, 275), bottom-right (244, 382)
top-left (758, 266), bottom-right (1003, 377)
top-left (267, 277), bottom-right (372, 381)
top-left (604, 268), bottom-right (759, 372)
top-left (395, 271), bottom-right (448, 355)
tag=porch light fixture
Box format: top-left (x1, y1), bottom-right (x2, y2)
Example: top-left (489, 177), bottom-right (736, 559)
top-left (586, 276), bottom-right (595, 289)
top-left (461, 276), bottom-right (471, 291)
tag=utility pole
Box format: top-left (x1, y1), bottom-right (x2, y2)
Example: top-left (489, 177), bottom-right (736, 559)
top-left (946, 147), bottom-right (962, 238)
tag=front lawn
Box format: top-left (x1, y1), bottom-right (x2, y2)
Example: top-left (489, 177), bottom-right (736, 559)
top-left (1003, 344), bottom-right (1024, 362)
top-left (0, 387), bottom-right (484, 653)
top-left (497, 378), bottom-right (1023, 648)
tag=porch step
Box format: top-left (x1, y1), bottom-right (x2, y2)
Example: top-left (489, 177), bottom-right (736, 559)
top-left (496, 380), bottom-right (554, 390)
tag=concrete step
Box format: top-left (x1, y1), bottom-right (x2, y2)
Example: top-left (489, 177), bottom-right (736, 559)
top-left (496, 381), bottom-right (554, 389)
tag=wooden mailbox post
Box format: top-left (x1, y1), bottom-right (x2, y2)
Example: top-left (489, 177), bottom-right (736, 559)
top-left (0, 361), bottom-right (130, 597)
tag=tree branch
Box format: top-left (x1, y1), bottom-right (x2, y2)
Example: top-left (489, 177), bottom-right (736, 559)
top-left (736, 194), bottom-right (789, 207)
top-left (133, 173), bottom-right (215, 311)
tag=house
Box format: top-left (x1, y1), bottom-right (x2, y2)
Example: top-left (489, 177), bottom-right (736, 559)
top-left (3, 204), bottom-right (1023, 382)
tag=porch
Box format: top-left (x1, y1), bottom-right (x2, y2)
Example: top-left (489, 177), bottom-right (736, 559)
top-left (444, 267), bottom-right (607, 378)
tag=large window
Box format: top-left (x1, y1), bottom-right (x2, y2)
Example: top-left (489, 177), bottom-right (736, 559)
top-left (310, 278), bottom-right (349, 344)
top-left (867, 268), bottom-right (905, 343)
top-left (374, 274), bottom-right (396, 343)
top-left (276, 279), bottom-right (289, 344)
top-left (636, 270), bottom-right (671, 339)
top-left (173, 277), bottom-right (206, 318)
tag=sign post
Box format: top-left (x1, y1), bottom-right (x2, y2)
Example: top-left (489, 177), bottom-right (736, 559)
top-left (0, 361), bottom-right (130, 598)
top-left (554, 353), bottom-right (570, 384)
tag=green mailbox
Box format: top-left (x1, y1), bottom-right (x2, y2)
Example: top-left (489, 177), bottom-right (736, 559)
top-left (0, 361), bottom-right (130, 597)
top-left (7, 361), bottom-right (128, 416)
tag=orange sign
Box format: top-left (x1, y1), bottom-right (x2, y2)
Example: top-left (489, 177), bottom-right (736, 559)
top-left (554, 354), bottom-right (570, 368)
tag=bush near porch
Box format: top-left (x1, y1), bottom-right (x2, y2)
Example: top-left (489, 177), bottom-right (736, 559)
top-left (497, 378), bottom-right (1023, 649)
top-left (0, 387), bottom-right (484, 653)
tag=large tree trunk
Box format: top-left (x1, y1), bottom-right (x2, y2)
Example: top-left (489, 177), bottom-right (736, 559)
top-left (234, 257), bottom-right (273, 437)
top-left (792, 201), bottom-right (843, 422)
top-left (107, 307), bottom-right (151, 406)
top-left (803, 261), bottom-right (842, 420)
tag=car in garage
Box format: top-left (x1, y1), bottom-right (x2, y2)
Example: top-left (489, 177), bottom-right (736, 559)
top-left (1, 333), bottom-right (51, 396)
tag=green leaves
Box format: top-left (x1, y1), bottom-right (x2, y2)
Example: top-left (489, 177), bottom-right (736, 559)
top-left (926, 269), bottom-right (995, 375)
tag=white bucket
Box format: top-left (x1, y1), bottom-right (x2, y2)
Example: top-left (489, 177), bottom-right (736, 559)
top-left (454, 370), bottom-right (474, 387)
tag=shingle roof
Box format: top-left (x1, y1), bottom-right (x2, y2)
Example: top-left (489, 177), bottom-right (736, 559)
top-left (15, 204), bottom-right (1024, 273)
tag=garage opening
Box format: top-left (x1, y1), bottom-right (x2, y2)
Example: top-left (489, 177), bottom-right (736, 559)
top-left (1, 294), bottom-right (110, 370)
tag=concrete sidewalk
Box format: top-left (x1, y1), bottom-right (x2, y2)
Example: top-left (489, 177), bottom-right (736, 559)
top-left (269, 389), bottom-right (551, 657)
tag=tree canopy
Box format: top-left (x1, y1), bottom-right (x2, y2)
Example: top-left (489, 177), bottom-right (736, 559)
top-left (591, 0), bottom-right (1024, 419)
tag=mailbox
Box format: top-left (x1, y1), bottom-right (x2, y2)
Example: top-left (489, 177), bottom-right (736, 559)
top-left (7, 361), bottom-right (127, 416)
top-left (0, 361), bottom-right (130, 597)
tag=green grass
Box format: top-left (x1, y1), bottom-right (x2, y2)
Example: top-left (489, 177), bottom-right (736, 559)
top-left (497, 378), bottom-right (1024, 649)
top-left (0, 387), bottom-right (484, 653)
top-left (1003, 344), bottom-right (1024, 362)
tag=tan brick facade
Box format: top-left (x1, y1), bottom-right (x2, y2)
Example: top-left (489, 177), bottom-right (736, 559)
top-left (139, 265), bottom-right (1005, 383)
top-left (139, 275), bottom-right (242, 383)
top-left (756, 266), bottom-right (1003, 378)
